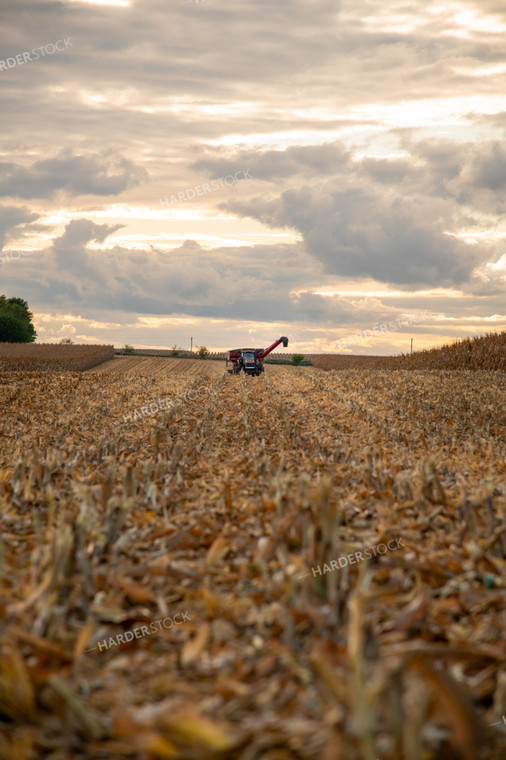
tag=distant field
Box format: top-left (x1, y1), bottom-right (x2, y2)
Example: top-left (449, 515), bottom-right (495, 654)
top-left (0, 342), bottom-right (113, 371)
top-left (0, 359), bottom-right (504, 759)
top-left (113, 348), bottom-right (304, 364)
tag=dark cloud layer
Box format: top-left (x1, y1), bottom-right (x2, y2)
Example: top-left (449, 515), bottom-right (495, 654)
top-left (0, 152), bottom-right (147, 199)
top-left (0, 218), bottom-right (385, 325)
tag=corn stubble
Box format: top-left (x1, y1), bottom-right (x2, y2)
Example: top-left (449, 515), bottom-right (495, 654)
top-left (0, 357), bottom-right (505, 759)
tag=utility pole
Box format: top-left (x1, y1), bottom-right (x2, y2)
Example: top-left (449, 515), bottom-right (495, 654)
top-left (411, 337), bottom-right (413, 354)
top-left (190, 336), bottom-right (193, 353)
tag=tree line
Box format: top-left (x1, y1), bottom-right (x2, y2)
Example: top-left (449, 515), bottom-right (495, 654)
top-left (0, 296), bottom-right (37, 342)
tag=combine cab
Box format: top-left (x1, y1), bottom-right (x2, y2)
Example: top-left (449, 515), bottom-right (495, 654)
top-left (226, 337), bottom-right (289, 376)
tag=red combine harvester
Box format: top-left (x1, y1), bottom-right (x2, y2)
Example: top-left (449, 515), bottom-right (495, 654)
top-left (226, 336), bottom-right (289, 376)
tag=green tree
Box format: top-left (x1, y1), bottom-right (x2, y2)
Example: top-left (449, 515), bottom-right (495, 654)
top-left (0, 295), bottom-right (37, 342)
top-left (123, 344), bottom-right (135, 355)
top-left (59, 338), bottom-right (74, 344)
top-left (197, 346), bottom-right (209, 359)
top-left (291, 353), bottom-right (305, 365)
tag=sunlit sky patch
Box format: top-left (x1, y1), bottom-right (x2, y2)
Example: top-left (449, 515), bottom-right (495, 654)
top-left (66, 0), bottom-right (130, 7)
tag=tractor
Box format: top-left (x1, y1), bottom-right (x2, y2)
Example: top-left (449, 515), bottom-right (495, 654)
top-left (226, 336), bottom-right (289, 376)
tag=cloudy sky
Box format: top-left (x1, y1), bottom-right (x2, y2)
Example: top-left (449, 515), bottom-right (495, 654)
top-left (1, 0), bottom-right (506, 354)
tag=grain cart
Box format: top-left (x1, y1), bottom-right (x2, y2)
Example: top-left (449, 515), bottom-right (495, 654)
top-left (226, 336), bottom-right (289, 376)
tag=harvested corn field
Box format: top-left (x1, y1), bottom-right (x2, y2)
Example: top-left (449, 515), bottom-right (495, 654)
top-left (0, 343), bottom-right (114, 372)
top-left (0, 361), bottom-right (505, 760)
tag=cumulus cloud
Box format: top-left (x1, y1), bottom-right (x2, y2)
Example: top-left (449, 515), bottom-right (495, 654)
top-left (0, 152), bottom-right (147, 200)
top-left (2, 217), bottom-right (396, 326)
top-left (219, 140), bottom-right (493, 289)
top-left (0, 204), bottom-right (39, 250)
top-left (191, 143), bottom-right (351, 183)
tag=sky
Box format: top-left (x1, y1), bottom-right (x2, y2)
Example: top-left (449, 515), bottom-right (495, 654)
top-left (1, 0), bottom-right (506, 355)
